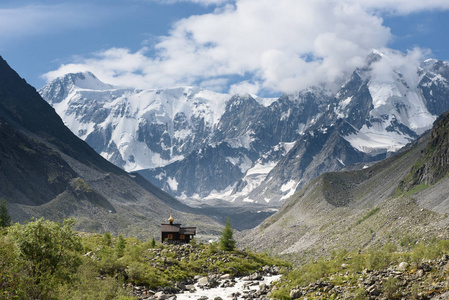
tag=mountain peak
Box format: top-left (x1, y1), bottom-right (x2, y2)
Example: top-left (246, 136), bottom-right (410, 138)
top-left (39, 71), bottom-right (115, 104)
top-left (57, 72), bottom-right (114, 91)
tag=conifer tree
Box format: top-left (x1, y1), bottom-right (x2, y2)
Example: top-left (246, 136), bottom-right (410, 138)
top-left (0, 198), bottom-right (11, 227)
top-left (115, 235), bottom-right (126, 258)
top-left (102, 231), bottom-right (112, 246)
top-left (220, 217), bottom-right (236, 251)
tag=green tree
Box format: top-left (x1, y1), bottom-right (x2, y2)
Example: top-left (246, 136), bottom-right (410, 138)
top-left (115, 235), bottom-right (126, 258)
top-left (220, 217), bottom-right (236, 251)
top-left (0, 198), bottom-right (11, 227)
top-left (8, 218), bottom-right (83, 298)
top-left (150, 236), bottom-right (156, 248)
top-left (103, 231), bottom-right (112, 246)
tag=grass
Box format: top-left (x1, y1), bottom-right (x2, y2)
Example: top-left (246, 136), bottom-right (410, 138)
top-left (355, 207), bottom-right (380, 226)
top-left (405, 183), bottom-right (430, 197)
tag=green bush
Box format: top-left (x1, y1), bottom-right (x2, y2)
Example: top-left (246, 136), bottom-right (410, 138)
top-left (400, 233), bottom-right (417, 249)
top-left (103, 231), bottom-right (113, 246)
top-left (365, 250), bottom-right (390, 270)
top-left (382, 277), bottom-right (400, 299)
top-left (7, 218), bottom-right (83, 299)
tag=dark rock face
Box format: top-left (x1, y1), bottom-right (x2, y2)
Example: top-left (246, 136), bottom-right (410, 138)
top-left (420, 60), bottom-right (449, 116)
top-left (399, 110), bottom-right (449, 192)
top-left (139, 142), bottom-right (254, 197)
top-left (138, 91), bottom-right (333, 201)
top-left (0, 119), bottom-right (77, 206)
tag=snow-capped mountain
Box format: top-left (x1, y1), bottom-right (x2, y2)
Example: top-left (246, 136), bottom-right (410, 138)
top-left (245, 52), bottom-right (449, 203)
top-left (40, 50), bottom-right (449, 205)
top-left (40, 73), bottom-right (230, 172)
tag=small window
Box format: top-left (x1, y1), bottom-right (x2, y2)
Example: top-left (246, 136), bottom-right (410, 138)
top-left (180, 234), bottom-right (185, 240)
top-left (167, 234), bottom-right (173, 240)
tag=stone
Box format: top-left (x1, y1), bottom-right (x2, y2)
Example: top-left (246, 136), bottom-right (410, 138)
top-left (290, 289), bottom-right (302, 299)
top-left (259, 283), bottom-right (269, 293)
top-left (367, 284), bottom-right (381, 296)
top-left (418, 263), bottom-right (432, 272)
top-left (262, 265), bottom-right (271, 272)
top-left (397, 262), bottom-right (409, 271)
top-left (154, 291), bottom-right (168, 300)
top-left (415, 269), bottom-right (425, 278)
top-left (198, 277), bottom-right (209, 287)
top-left (220, 274), bottom-right (233, 280)
top-left (175, 282), bottom-right (186, 291)
top-left (249, 272), bottom-right (263, 281)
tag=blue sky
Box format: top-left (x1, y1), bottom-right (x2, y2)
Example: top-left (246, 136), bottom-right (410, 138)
top-left (1, 0), bottom-right (448, 96)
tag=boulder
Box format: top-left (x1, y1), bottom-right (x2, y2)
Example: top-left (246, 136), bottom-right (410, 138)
top-left (197, 277), bottom-right (209, 287)
top-left (185, 285), bottom-right (196, 293)
top-left (154, 291), bottom-right (169, 300)
top-left (290, 289), bottom-right (302, 299)
top-left (220, 273), bottom-right (233, 280)
top-left (397, 262), bottom-right (409, 271)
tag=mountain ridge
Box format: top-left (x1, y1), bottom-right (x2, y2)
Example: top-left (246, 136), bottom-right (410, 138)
top-left (39, 50), bottom-right (449, 205)
top-left (238, 112), bottom-right (449, 262)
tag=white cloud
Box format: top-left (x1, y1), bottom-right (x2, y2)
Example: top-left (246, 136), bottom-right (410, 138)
top-left (229, 81), bottom-right (261, 95)
top-left (370, 47), bottom-right (430, 88)
top-left (43, 0), bottom-right (449, 94)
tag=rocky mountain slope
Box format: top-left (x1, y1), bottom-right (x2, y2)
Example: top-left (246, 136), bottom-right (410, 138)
top-left (0, 56), bottom-right (223, 237)
top-left (40, 50), bottom-right (449, 205)
top-left (238, 110), bottom-right (449, 261)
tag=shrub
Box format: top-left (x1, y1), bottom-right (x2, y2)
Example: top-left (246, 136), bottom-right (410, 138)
top-left (7, 218), bottom-right (83, 298)
top-left (150, 236), bottom-right (156, 248)
top-left (0, 198), bottom-right (11, 227)
top-left (365, 250), bottom-right (390, 270)
top-left (103, 231), bottom-right (113, 246)
top-left (400, 233), bottom-right (417, 249)
top-left (382, 277), bottom-right (400, 298)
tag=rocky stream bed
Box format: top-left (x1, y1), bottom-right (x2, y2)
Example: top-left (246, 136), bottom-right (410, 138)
top-left (129, 267), bottom-right (281, 300)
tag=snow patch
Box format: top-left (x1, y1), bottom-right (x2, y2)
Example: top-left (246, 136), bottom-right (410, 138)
top-left (343, 123), bottom-right (410, 155)
top-left (167, 177), bottom-right (178, 191)
top-left (226, 131), bottom-right (255, 150)
top-left (337, 158), bottom-right (345, 166)
top-left (226, 155), bottom-right (253, 173)
top-left (281, 180), bottom-right (296, 193)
